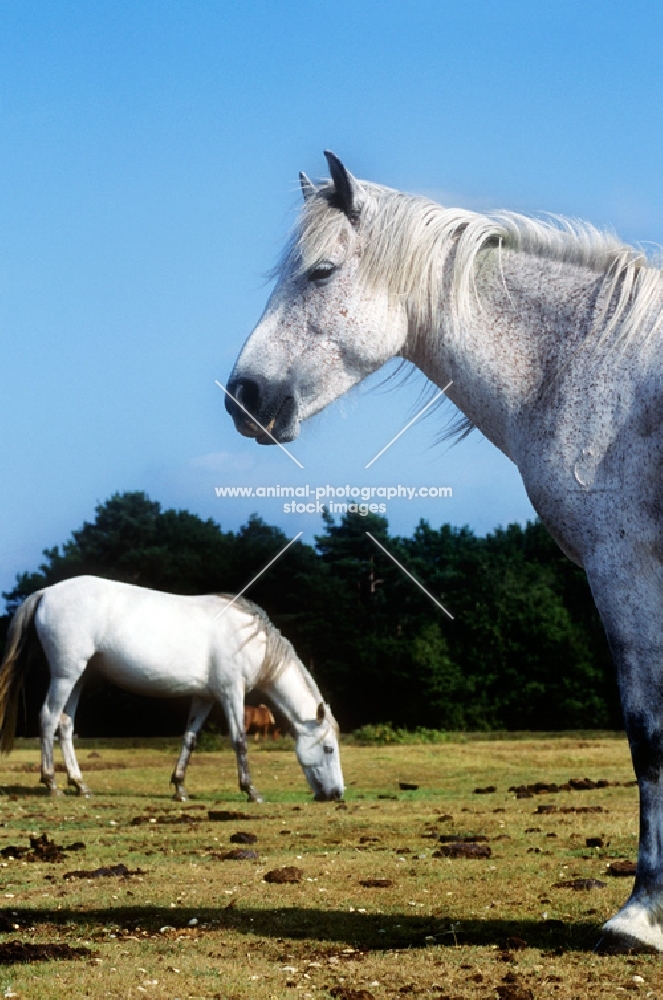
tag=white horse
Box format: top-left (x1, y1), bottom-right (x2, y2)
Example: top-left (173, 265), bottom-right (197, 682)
top-left (227, 152), bottom-right (663, 953)
top-left (0, 575), bottom-right (344, 804)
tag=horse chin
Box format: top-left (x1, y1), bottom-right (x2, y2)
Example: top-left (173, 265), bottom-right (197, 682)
top-left (228, 391), bottom-right (299, 444)
top-left (256, 397), bottom-right (299, 444)
top-left (256, 421), bottom-right (298, 444)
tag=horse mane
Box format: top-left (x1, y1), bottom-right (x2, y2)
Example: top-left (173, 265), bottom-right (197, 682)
top-left (214, 594), bottom-right (323, 703)
top-left (282, 179), bottom-right (663, 362)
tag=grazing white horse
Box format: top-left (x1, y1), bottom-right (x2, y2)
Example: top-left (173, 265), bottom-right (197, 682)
top-left (0, 576), bottom-right (344, 804)
top-left (226, 152), bottom-right (663, 953)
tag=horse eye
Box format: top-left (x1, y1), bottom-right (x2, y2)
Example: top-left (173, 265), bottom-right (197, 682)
top-left (308, 263), bottom-right (335, 282)
top-left (323, 745), bottom-right (334, 755)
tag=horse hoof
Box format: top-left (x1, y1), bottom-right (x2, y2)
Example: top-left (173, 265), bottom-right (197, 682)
top-left (595, 930), bottom-right (660, 955)
top-left (173, 791), bottom-right (188, 802)
top-left (599, 904), bottom-right (663, 954)
top-left (69, 778), bottom-right (91, 797)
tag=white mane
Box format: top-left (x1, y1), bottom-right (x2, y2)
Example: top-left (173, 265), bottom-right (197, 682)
top-left (283, 180), bottom-right (663, 356)
top-left (219, 593), bottom-right (323, 702)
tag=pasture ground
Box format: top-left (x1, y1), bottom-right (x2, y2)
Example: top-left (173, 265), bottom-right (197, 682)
top-left (0, 736), bottom-right (658, 999)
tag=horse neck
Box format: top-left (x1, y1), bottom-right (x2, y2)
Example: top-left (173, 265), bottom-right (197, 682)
top-left (404, 246), bottom-right (604, 460)
top-left (261, 658), bottom-right (318, 730)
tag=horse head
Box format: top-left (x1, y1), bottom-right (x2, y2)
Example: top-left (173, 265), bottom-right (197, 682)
top-left (293, 700), bottom-right (344, 802)
top-left (225, 152), bottom-right (409, 443)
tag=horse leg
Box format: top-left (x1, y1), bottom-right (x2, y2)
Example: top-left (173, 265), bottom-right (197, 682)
top-left (223, 690), bottom-right (262, 803)
top-left (40, 676), bottom-right (79, 796)
top-left (588, 556), bottom-right (663, 952)
top-left (170, 697), bottom-right (213, 802)
top-left (234, 734), bottom-right (262, 802)
top-left (58, 679), bottom-right (91, 796)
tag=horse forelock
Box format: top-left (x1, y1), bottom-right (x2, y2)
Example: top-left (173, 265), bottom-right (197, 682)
top-left (276, 184), bottom-right (357, 280)
top-left (281, 178), bottom-right (663, 357)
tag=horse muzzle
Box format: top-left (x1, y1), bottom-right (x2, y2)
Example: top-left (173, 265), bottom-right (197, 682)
top-left (225, 377), bottom-right (299, 443)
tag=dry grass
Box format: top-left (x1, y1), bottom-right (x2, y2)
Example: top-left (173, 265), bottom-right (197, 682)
top-left (0, 736), bottom-right (659, 999)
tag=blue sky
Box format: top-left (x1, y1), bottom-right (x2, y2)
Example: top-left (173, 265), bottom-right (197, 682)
top-left (2, 1), bottom-right (663, 602)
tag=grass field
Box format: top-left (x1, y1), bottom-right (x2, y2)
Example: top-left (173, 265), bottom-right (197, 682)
top-left (0, 735), bottom-right (659, 999)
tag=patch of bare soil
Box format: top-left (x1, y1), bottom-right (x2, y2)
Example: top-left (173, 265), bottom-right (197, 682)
top-left (330, 988), bottom-right (375, 1000)
top-left (0, 940), bottom-right (93, 963)
top-left (130, 811), bottom-right (201, 826)
top-left (496, 972), bottom-right (534, 1000)
top-left (551, 878), bottom-right (607, 890)
top-left (358, 878), bottom-right (393, 888)
top-left (264, 866), bottom-right (303, 883)
top-left (208, 809), bottom-right (254, 821)
top-left (509, 775), bottom-right (633, 798)
top-left (473, 785), bottom-right (497, 794)
top-left (216, 849), bottom-right (259, 861)
top-left (63, 863), bottom-right (146, 879)
top-left (433, 842), bottom-right (491, 859)
top-left (533, 803), bottom-right (604, 814)
top-left (229, 831), bottom-right (257, 844)
top-left (438, 834), bottom-right (489, 843)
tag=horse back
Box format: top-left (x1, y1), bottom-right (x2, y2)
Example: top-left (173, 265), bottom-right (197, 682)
top-left (32, 577), bottom-right (259, 697)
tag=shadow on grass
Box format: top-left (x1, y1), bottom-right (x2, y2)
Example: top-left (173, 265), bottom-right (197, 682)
top-left (0, 785), bottom-right (52, 798)
top-left (0, 785), bottom-right (257, 803)
top-left (0, 904), bottom-right (603, 953)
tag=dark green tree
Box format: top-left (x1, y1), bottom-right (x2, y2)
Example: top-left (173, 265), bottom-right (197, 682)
top-left (2, 495), bottom-right (622, 735)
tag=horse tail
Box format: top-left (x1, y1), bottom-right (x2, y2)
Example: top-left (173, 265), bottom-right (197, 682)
top-left (0, 590), bottom-right (44, 754)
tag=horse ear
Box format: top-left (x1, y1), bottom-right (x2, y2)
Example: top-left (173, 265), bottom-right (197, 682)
top-left (323, 150), bottom-right (359, 223)
top-left (299, 171), bottom-right (316, 202)
top-left (316, 701), bottom-right (325, 723)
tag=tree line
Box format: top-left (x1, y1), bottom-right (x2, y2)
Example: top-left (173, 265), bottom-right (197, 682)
top-left (0, 491), bottom-right (622, 735)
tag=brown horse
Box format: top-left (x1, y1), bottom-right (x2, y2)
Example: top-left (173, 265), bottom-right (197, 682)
top-left (244, 703), bottom-right (275, 741)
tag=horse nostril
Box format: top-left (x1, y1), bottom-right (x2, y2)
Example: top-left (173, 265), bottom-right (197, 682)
top-left (225, 378), bottom-right (262, 419)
